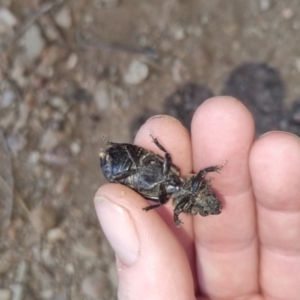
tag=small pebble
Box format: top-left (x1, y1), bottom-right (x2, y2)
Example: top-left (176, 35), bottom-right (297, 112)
top-left (28, 151), bottom-right (40, 165)
top-left (123, 60), bottom-right (149, 85)
top-left (50, 96), bottom-right (69, 113)
top-left (44, 169), bottom-right (53, 180)
top-left (295, 58), bottom-right (300, 73)
top-left (65, 263), bottom-right (75, 275)
top-left (66, 53), bottom-right (78, 70)
top-left (6, 133), bottom-right (27, 154)
top-left (39, 106), bottom-right (52, 121)
top-left (36, 66), bottom-right (54, 79)
top-left (41, 46), bottom-right (67, 67)
top-left (170, 24), bottom-right (185, 40)
top-left (70, 141), bottom-right (81, 155)
top-left (54, 6), bottom-right (72, 29)
top-left (292, 20), bottom-right (300, 30)
top-left (292, 110), bottom-right (300, 123)
top-left (282, 7), bottom-right (294, 19)
top-left (0, 89), bottom-right (16, 108)
top-left (259, 0), bottom-right (271, 11)
top-left (10, 56), bottom-right (28, 87)
top-left (73, 243), bottom-right (98, 259)
top-left (94, 82), bottom-right (111, 110)
top-left (83, 14), bottom-right (93, 25)
top-left (172, 59), bottom-right (184, 83)
top-left (0, 8), bottom-right (18, 28)
top-left (40, 128), bottom-right (65, 151)
top-left (20, 25), bottom-right (45, 60)
top-left (30, 203), bottom-right (58, 234)
top-left (44, 24), bottom-right (59, 42)
top-left (55, 173), bottom-right (72, 195)
top-left (47, 228), bottom-right (67, 243)
top-left (0, 289), bottom-right (11, 300)
top-left (81, 271), bottom-right (111, 300)
top-left (41, 289), bottom-right (54, 299)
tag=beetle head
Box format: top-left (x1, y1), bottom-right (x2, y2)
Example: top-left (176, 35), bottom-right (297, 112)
top-left (192, 191), bottom-right (222, 216)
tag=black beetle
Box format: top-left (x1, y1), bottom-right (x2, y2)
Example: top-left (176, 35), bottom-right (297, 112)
top-left (99, 136), bottom-right (223, 227)
top-left (170, 168), bottom-right (222, 226)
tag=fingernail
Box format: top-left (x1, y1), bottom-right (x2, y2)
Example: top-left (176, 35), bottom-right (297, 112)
top-left (259, 131), bottom-right (300, 140)
top-left (146, 114), bottom-right (182, 124)
top-left (94, 196), bottom-right (139, 266)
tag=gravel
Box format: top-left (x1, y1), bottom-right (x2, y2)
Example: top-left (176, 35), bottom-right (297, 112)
top-left (19, 25), bottom-right (45, 60)
top-left (123, 60), bottom-right (149, 85)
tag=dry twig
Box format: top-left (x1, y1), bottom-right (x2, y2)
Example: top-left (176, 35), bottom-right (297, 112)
top-left (75, 31), bottom-right (158, 59)
top-left (11, 260), bottom-right (28, 300)
top-left (12, 0), bottom-right (64, 44)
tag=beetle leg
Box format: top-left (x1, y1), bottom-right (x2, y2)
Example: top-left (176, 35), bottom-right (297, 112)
top-left (143, 203), bottom-right (161, 211)
top-left (157, 183), bottom-right (169, 205)
top-left (150, 135), bottom-right (172, 176)
top-left (150, 134), bottom-right (168, 152)
top-left (109, 169), bottom-right (137, 181)
top-left (143, 183), bottom-right (169, 211)
top-left (191, 165), bottom-right (223, 192)
top-left (124, 144), bottom-right (140, 166)
top-left (173, 196), bottom-right (190, 227)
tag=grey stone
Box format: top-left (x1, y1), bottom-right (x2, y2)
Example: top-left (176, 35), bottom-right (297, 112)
top-left (94, 82), bottom-right (111, 110)
top-left (54, 6), bottom-right (72, 29)
top-left (260, 0), bottom-right (271, 11)
top-left (0, 8), bottom-right (17, 28)
top-left (47, 228), bottom-right (67, 243)
top-left (0, 90), bottom-right (16, 108)
top-left (0, 288), bottom-right (11, 300)
top-left (124, 60), bottom-right (149, 85)
top-left (20, 25), bottom-right (45, 60)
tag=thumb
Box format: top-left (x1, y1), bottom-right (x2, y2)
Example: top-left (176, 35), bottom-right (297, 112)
top-left (94, 184), bottom-right (195, 300)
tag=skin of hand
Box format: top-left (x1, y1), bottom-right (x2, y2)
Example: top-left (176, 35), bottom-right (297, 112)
top-left (94, 96), bottom-right (300, 300)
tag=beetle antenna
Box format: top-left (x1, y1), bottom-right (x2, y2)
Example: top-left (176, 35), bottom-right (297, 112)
top-left (102, 134), bottom-right (111, 145)
top-left (146, 130), bottom-right (154, 141)
top-left (217, 160), bottom-right (228, 173)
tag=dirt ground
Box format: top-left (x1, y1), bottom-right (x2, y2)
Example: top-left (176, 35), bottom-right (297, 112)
top-left (1, 0), bottom-right (300, 299)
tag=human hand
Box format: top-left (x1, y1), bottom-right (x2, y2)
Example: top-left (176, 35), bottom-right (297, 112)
top-left (94, 96), bottom-right (300, 300)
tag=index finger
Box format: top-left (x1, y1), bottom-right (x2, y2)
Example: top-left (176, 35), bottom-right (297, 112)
top-left (134, 115), bottom-right (198, 286)
top-left (191, 96), bottom-right (258, 298)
